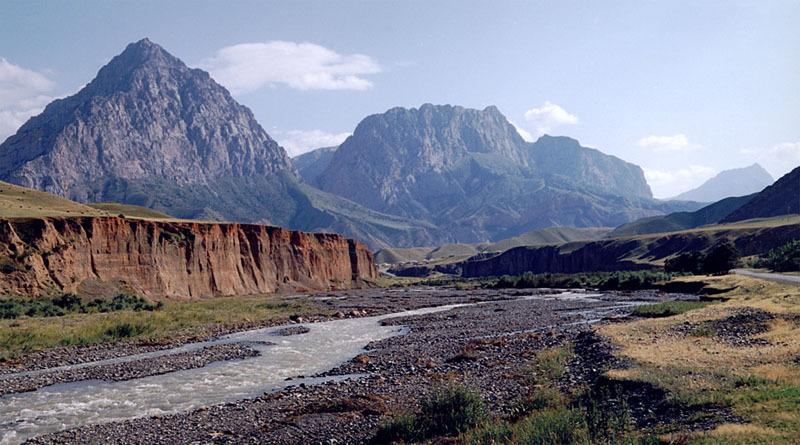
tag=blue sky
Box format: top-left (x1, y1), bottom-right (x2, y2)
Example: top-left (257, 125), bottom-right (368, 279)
top-left (1, 0), bottom-right (798, 198)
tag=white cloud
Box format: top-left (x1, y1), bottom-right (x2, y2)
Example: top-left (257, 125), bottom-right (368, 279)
top-left (200, 41), bottom-right (381, 95)
top-left (522, 101), bottom-right (578, 135)
top-left (643, 165), bottom-right (716, 198)
top-left (0, 58), bottom-right (56, 141)
top-left (274, 129), bottom-right (351, 157)
top-left (636, 134), bottom-right (700, 152)
top-left (509, 120), bottom-right (534, 142)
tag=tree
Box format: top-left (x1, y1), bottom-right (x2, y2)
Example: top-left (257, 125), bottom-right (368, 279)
top-left (702, 241), bottom-right (740, 275)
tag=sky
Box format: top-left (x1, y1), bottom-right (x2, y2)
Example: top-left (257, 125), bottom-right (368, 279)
top-left (1, 0), bottom-right (798, 198)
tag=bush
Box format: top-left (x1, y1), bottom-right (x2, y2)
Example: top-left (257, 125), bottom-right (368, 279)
top-left (421, 384), bottom-right (489, 436)
top-left (0, 292), bottom-right (162, 320)
top-left (702, 241), bottom-right (740, 275)
top-left (758, 240), bottom-right (800, 272)
top-left (665, 251), bottom-right (705, 274)
top-left (374, 384), bottom-right (488, 443)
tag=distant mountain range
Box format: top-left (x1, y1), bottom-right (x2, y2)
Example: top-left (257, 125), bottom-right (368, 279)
top-left (0, 39), bottom-right (705, 249)
top-left (670, 164), bottom-right (774, 202)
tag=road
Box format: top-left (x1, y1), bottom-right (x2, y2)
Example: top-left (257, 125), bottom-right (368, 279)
top-left (733, 269), bottom-right (800, 286)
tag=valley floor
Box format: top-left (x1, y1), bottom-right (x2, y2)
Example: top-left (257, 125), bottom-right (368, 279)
top-left (2, 275), bottom-right (798, 444)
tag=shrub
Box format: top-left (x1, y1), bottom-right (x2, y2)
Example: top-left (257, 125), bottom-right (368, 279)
top-left (0, 292), bottom-right (161, 320)
top-left (374, 384), bottom-right (488, 443)
top-left (758, 240), bottom-right (800, 272)
top-left (701, 241), bottom-right (740, 275)
top-left (665, 251), bottom-right (705, 274)
top-left (421, 384), bottom-right (489, 436)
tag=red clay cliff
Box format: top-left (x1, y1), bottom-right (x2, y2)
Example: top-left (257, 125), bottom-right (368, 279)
top-left (0, 217), bottom-right (376, 299)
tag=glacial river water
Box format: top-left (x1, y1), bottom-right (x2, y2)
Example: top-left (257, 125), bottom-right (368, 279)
top-left (0, 291), bottom-right (640, 444)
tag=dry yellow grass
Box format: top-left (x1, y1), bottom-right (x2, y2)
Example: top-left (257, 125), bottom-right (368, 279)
top-left (598, 274), bottom-right (800, 443)
top-left (0, 181), bottom-right (109, 218)
top-left (0, 180), bottom-right (194, 222)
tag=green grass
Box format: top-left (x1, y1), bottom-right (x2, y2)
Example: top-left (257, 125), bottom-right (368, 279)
top-left (375, 384), bottom-right (489, 443)
top-left (631, 301), bottom-right (710, 318)
top-left (0, 295), bottom-right (328, 361)
top-left (462, 345), bottom-right (656, 445)
top-left (0, 292), bottom-right (162, 320)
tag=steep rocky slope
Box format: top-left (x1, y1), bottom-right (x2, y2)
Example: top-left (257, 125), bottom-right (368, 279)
top-left (721, 166), bottom-right (800, 223)
top-left (0, 216), bottom-right (376, 299)
top-left (293, 146), bottom-right (338, 184)
top-left (0, 38), bottom-right (296, 201)
top-left (671, 164), bottom-right (774, 202)
top-left (0, 39), bottom-right (437, 250)
top-left (314, 104), bottom-right (697, 243)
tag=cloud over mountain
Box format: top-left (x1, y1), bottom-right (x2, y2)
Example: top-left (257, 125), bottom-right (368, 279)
top-left (523, 100), bottom-right (578, 135)
top-left (200, 41), bottom-right (381, 94)
top-left (0, 58), bottom-right (55, 141)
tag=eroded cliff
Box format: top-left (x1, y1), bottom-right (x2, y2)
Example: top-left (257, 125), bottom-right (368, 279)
top-left (0, 217), bottom-right (376, 299)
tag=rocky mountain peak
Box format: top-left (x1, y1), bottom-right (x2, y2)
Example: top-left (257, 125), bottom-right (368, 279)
top-left (0, 38), bottom-right (296, 202)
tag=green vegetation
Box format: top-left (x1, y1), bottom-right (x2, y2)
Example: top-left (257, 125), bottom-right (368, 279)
top-left (631, 301), bottom-right (710, 318)
top-left (387, 270), bottom-right (683, 291)
top-left (378, 345), bottom-right (656, 444)
top-left (0, 295), bottom-right (326, 361)
top-left (375, 384), bottom-right (489, 443)
top-left (665, 241), bottom-right (741, 275)
top-left (493, 270), bottom-right (679, 290)
top-left (753, 239), bottom-right (800, 272)
top-left (0, 292), bottom-right (162, 320)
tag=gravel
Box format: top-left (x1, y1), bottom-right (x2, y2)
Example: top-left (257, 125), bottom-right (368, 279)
top-left (18, 288), bottom-right (692, 444)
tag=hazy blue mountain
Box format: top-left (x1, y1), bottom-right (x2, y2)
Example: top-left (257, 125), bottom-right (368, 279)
top-left (293, 146), bottom-right (338, 184)
top-left (671, 164), bottom-right (774, 202)
top-left (721, 166), bottom-right (800, 223)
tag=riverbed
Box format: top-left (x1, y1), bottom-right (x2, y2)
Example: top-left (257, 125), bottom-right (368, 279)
top-left (1, 287), bottom-right (688, 444)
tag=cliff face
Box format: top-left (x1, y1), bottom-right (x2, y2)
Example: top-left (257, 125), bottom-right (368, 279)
top-left (0, 217), bottom-right (376, 299)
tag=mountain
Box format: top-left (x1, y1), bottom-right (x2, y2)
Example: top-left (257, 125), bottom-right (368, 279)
top-left (721, 166), bottom-right (800, 223)
top-left (671, 164), bottom-right (774, 202)
top-left (0, 39), bottom-right (441, 250)
top-left (293, 146), bottom-right (338, 184)
top-left (314, 104), bottom-right (698, 243)
top-left (607, 194), bottom-right (755, 237)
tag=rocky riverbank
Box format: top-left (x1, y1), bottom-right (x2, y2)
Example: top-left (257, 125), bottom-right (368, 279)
top-left (10, 287), bottom-right (694, 444)
top-left (0, 343), bottom-right (260, 396)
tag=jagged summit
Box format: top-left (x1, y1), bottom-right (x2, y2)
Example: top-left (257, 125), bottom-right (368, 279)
top-left (0, 38), bottom-right (296, 202)
top-left (312, 103), bottom-right (677, 242)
